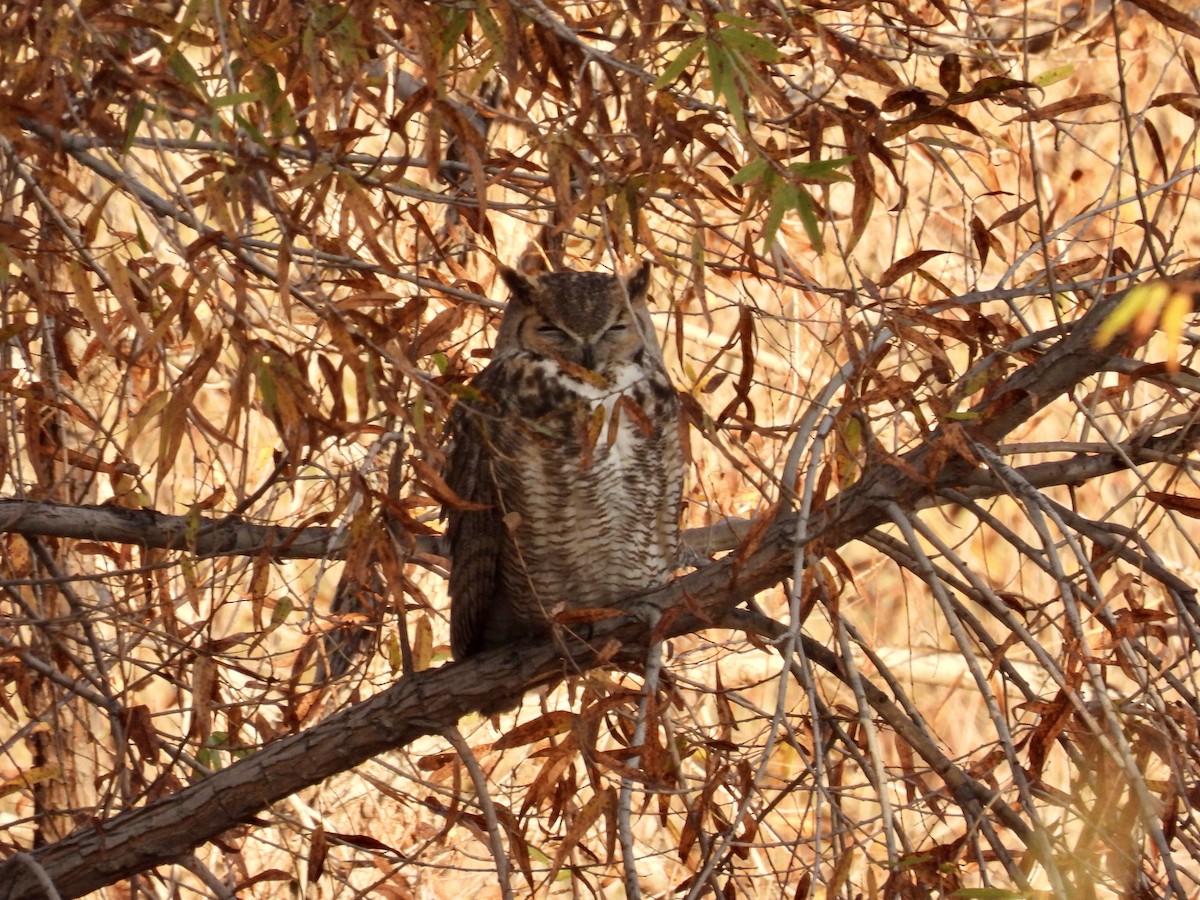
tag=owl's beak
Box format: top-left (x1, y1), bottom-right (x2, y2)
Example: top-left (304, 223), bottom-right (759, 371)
top-left (581, 344), bottom-right (596, 369)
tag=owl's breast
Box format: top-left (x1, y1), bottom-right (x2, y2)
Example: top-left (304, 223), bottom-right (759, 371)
top-left (486, 355), bottom-right (683, 624)
top-left (508, 358), bottom-right (676, 445)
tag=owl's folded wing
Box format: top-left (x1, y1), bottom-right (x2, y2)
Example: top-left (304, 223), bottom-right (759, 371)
top-left (444, 367), bottom-right (507, 659)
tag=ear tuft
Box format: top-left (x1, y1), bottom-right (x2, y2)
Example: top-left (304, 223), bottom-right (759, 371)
top-left (500, 266), bottom-right (536, 300)
top-left (625, 261), bottom-right (651, 301)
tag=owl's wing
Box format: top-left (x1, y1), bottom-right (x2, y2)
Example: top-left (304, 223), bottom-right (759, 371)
top-left (444, 364), bottom-right (507, 659)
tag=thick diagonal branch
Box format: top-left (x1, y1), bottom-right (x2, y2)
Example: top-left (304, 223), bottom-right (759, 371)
top-left (0, 283), bottom-right (1188, 899)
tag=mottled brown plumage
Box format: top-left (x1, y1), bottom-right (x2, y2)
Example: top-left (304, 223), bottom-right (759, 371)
top-left (445, 263), bottom-right (683, 658)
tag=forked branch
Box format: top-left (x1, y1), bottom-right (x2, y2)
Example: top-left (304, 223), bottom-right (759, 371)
top-left (0, 282), bottom-right (1195, 898)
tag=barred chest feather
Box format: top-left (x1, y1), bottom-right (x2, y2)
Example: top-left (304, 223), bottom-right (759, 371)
top-left (446, 264), bottom-right (685, 660)
top-left (491, 355), bottom-right (682, 627)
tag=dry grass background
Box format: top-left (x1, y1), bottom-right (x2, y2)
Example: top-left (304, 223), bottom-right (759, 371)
top-left (1, 0), bottom-right (1199, 897)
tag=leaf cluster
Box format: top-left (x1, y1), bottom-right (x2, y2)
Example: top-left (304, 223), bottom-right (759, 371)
top-left (1, 1), bottom-right (1199, 898)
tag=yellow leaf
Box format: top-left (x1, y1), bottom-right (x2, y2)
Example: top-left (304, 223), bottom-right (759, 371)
top-left (413, 614), bottom-right (433, 672)
top-left (1095, 280), bottom-right (1196, 371)
top-left (0, 764), bottom-right (62, 799)
top-left (269, 595), bottom-right (292, 628)
top-left (105, 256), bottom-right (155, 344)
top-left (1093, 281), bottom-right (1170, 350)
top-left (1162, 289), bottom-right (1192, 371)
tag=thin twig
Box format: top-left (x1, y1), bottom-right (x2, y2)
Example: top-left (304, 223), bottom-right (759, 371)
top-left (442, 726), bottom-right (514, 900)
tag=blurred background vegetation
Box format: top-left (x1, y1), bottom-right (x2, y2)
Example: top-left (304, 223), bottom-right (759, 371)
top-left (1, 0), bottom-right (1200, 896)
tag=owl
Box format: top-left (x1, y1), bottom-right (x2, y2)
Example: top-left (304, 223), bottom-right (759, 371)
top-left (445, 263), bottom-right (683, 659)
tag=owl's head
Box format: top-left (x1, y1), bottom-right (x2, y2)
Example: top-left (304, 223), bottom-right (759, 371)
top-left (495, 263), bottom-right (658, 371)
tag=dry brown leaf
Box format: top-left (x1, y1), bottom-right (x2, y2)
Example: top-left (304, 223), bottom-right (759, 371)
top-left (1130, 0), bottom-right (1200, 40)
top-left (1012, 92), bottom-right (1114, 122)
top-left (493, 710), bottom-right (575, 750)
top-left (1147, 490), bottom-right (1200, 519)
top-left (879, 249), bottom-right (949, 288)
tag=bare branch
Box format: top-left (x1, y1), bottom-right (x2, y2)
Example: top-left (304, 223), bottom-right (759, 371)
top-left (0, 280), bottom-right (1180, 898)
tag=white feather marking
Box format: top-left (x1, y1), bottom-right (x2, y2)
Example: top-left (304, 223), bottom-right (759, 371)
top-left (530, 360), bottom-right (651, 467)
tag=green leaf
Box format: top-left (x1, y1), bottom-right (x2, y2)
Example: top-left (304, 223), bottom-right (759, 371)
top-left (168, 50), bottom-right (209, 102)
top-left (439, 8), bottom-right (472, 63)
top-left (257, 359), bottom-right (278, 417)
top-left (653, 37), bottom-right (705, 89)
top-left (706, 40), bottom-right (745, 132)
top-left (1033, 64), bottom-right (1074, 87)
top-left (257, 64), bottom-right (297, 137)
top-left (730, 158), bottom-right (771, 186)
top-left (122, 100), bottom-right (145, 155)
top-left (233, 112), bottom-right (268, 149)
top-left (475, 3), bottom-right (505, 58)
top-left (763, 180), bottom-right (801, 250)
top-left (787, 155), bottom-right (855, 182)
top-left (269, 596), bottom-right (293, 627)
top-left (720, 26), bottom-right (782, 63)
top-left (194, 745), bottom-right (222, 772)
top-left (211, 91), bottom-right (260, 109)
top-left (713, 12), bottom-right (760, 29)
top-left (794, 186), bottom-right (822, 252)
top-left (134, 214), bottom-right (149, 253)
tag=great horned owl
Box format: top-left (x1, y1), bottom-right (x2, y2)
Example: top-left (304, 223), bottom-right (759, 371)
top-left (445, 263), bottom-right (683, 659)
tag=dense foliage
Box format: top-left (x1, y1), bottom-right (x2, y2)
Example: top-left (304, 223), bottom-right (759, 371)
top-left (1, 1), bottom-right (1199, 896)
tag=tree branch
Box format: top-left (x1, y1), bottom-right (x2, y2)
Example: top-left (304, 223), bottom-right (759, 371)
top-left (0, 283), bottom-right (1193, 898)
top-left (0, 500), bottom-right (761, 565)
